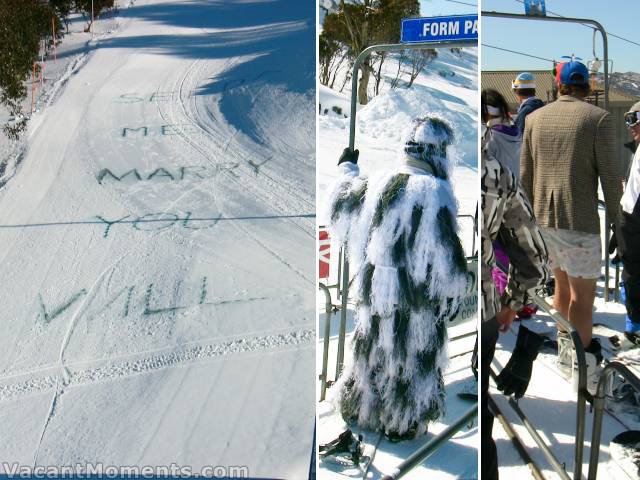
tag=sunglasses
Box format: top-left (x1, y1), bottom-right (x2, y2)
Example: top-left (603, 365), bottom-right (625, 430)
top-left (625, 111), bottom-right (640, 128)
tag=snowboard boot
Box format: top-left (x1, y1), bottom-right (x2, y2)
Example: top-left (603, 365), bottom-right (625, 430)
top-left (385, 423), bottom-right (419, 443)
top-left (319, 429), bottom-right (364, 466)
top-left (583, 339), bottom-right (604, 394)
top-left (557, 333), bottom-right (603, 393)
top-left (624, 331), bottom-right (640, 347)
top-left (556, 331), bottom-right (573, 372)
top-left (516, 303), bottom-right (538, 320)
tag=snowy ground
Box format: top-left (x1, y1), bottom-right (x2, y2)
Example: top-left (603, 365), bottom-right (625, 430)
top-left (317, 47), bottom-right (479, 478)
top-left (0, 1), bottom-right (315, 478)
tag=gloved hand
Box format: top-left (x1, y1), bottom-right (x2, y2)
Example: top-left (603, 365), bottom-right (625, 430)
top-left (338, 147), bottom-right (359, 165)
top-left (496, 326), bottom-right (543, 398)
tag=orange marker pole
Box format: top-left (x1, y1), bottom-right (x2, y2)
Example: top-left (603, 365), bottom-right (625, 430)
top-left (31, 63), bottom-right (36, 113)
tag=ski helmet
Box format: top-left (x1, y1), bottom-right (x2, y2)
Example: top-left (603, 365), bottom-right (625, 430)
top-left (512, 72), bottom-right (536, 90)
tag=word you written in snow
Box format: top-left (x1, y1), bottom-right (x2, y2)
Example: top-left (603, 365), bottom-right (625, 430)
top-left (37, 276), bottom-right (266, 324)
top-left (96, 164), bottom-right (239, 184)
top-left (96, 212), bottom-right (221, 238)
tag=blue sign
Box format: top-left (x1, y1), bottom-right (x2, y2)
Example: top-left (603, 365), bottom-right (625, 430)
top-left (525, 0), bottom-right (546, 16)
top-left (401, 15), bottom-right (478, 43)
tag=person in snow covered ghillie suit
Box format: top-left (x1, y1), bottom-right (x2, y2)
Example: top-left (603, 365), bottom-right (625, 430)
top-left (326, 116), bottom-right (472, 439)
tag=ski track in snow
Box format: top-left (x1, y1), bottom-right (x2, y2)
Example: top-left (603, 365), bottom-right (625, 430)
top-left (152, 58), bottom-right (314, 283)
top-left (0, 328), bottom-right (314, 403)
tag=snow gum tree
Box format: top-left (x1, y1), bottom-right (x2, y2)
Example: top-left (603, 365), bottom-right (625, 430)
top-left (321, 0), bottom-right (419, 105)
top-left (0, 0), bottom-right (55, 138)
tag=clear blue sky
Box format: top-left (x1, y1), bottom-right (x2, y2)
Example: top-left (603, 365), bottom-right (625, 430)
top-left (420, 0), bottom-right (477, 17)
top-left (482, 0), bottom-right (640, 73)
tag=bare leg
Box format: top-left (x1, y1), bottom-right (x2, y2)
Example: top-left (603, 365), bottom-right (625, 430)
top-left (553, 268), bottom-right (570, 322)
top-left (567, 276), bottom-right (597, 347)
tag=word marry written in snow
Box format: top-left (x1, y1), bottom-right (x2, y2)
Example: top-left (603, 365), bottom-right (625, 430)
top-left (37, 276), bottom-right (265, 323)
top-left (96, 164), bottom-right (239, 184)
top-left (401, 15), bottom-right (478, 43)
top-left (120, 124), bottom-right (199, 137)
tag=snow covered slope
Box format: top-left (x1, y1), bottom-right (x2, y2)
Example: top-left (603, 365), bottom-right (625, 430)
top-left (0, 1), bottom-right (315, 478)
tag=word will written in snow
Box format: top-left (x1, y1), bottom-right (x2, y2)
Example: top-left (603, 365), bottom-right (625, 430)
top-left (37, 277), bottom-right (265, 323)
top-left (121, 124), bottom-right (199, 137)
top-left (96, 212), bottom-right (221, 238)
top-left (96, 164), bottom-right (239, 184)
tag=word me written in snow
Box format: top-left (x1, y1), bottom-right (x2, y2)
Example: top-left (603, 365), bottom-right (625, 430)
top-left (120, 124), bottom-right (199, 137)
top-left (96, 164), bottom-right (239, 184)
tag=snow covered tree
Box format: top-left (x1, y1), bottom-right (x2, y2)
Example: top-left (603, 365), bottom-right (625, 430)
top-left (0, 0), bottom-right (54, 138)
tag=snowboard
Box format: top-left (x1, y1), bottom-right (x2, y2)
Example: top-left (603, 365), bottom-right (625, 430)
top-left (607, 430), bottom-right (640, 480)
top-left (593, 323), bottom-right (640, 361)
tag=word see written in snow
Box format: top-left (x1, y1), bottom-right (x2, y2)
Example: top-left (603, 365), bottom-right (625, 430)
top-left (96, 164), bottom-right (239, 184)
top-left (114, 72), bottom-right (282, 104)
top-left (37, 277), bottom-right (265, 324)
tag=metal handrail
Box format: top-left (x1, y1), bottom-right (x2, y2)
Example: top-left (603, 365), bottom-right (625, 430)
top-left (380, 405), bottom-right (477, 480)
top-left (588, 361), bottom-right (640, 479)
top-left (318, 283), bottom-right (333, 402)
top-left (490, 291), bottom-right (588, 480)
top-left (598, 199), bottom-right (621, 302)
top-left (481, 12), bottom-right (609, 112)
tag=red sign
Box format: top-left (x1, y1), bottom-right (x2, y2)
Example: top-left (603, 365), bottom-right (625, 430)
top-left (319, 228), bottom-right (330, 279)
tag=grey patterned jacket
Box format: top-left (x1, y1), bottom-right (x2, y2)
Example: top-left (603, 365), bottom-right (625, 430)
top-left (482, 151), bottom-right (550, 321)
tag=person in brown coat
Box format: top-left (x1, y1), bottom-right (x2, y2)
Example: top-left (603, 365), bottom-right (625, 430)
top-left (520, 60), bottom-right (623, 381)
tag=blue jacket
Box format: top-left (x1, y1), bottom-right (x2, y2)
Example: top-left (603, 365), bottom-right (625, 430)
top-left (515, 97), bottom-right (544, 135)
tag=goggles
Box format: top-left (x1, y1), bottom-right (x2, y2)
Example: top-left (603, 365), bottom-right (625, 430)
top-left (404, 141), bottom-right (447, 158)
top-left (625, 110), bottom-right (640, 127)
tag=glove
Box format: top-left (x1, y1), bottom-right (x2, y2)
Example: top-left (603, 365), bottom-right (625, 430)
top-left (496, 326), bottom-right (543, 398)
top-left (338, 147), bottom-right (359, 165)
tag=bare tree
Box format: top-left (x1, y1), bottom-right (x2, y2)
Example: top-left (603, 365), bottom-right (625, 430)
top-left (406, 48), bottom-right (437, 88)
